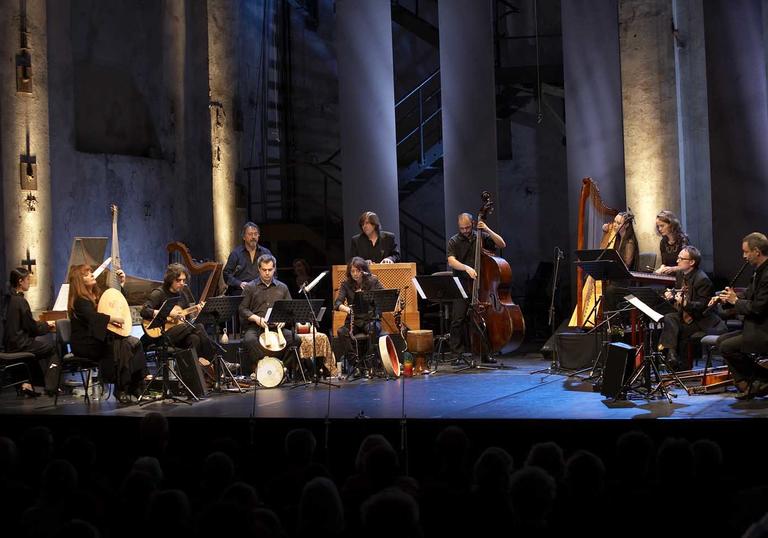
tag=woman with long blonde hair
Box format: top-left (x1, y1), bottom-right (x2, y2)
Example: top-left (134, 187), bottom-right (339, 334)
top-left (67, 264), bottom-right (145, 403)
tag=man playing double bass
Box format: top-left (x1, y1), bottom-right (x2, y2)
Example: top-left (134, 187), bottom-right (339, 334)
top-left (447, 212), bottom-right (506, 363)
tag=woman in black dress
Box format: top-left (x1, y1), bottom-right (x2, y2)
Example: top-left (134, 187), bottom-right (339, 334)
top-left (67, 264), bottom-right (145, 402)
top-left (3, 268), bottom-right (59, 396)
top-left (654, 210), bottom-right (689, 274)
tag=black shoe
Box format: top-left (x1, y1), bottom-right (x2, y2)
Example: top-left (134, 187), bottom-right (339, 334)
top-left (481, 356), bottom-right (497, 364)
top-left (18, 386), bottom-right (41, 398)
top-left (751, 380), bottom-right (768, 398)
top-left (665, 349), bottom-right (681, 371)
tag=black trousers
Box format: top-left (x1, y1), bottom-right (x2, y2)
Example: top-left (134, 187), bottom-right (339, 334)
top-left (658, 312), bottom-right (721, 352)
top-left (165, 322), bottom-right (215, 362)
top-left (12, 337), bottom-right (59, 391)
top-left (719, 332), bottom-right (768, 385)
top-left (337, 319), bottom-right (381, 355)
top-left (242, 325), bottom-right (295, 371)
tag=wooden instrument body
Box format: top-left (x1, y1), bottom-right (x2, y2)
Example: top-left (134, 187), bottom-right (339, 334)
top-left (471, 250), bottom-right (525, 353)
top-left (259, 323), bottom-right (287, 352)
top-left (98, 204), bottom-right (132, 337)
top-left (142, 303), bottom-right (203, 339)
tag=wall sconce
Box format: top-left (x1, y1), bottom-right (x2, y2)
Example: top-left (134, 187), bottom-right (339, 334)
top-left (24, 192), bottom-right (37, 211)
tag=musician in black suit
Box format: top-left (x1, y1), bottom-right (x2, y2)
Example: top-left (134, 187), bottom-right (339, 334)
top-left (446, 212), bottom-right (506, 362)
top-left (141, 263), bottom-right (214, 363)
top-left (349, 211), bottom-right (400, 264)
top-left (239, 254), bottom-right (293, 371)
top-left (657, 246), bottom-right (726, 370)
top-left (67, 264), bottom-right (145, 402)
top-left (2, 268), bottom-right (59, 396)
top-left (714, 232), bottom-right (768, 399)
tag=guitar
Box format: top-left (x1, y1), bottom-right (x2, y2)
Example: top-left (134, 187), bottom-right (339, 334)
top-left (97, 204), bottom-right (132, 337)
top-left (142, 302), bottom-right (205, 339)
top-left (259, 322), bottom-right (287, 352)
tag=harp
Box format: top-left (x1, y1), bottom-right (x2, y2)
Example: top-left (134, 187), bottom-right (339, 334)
top-left (166, 241), bottom-right (224, 303)
top-left (568, 178), bottom-right (619, 328)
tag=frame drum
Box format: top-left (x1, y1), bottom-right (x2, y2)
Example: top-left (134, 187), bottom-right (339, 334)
top-left (379, 335), bottom-right (401, 377)
top-left (406, 329), bottom-right (433, 374)
top-left (256, 357), bottom-right (286, 388)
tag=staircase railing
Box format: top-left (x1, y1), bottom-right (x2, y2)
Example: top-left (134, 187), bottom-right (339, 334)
top-left (395, 69), bottom-right (442, 170)
top-left (399, 207), bottom-right (446, 270)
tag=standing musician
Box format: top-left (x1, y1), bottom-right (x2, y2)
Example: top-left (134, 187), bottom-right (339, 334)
top-left (239, 254), bottom-right (293, 370)
top-left (140, 263), bottom-right (215, 363)
top-left (711, 232), bottom-right (768, 399)
top-left (334, 257), bottom-right (384, 362)
top-left (446, 212), bottom-right (506, 363)
top-left (657, 246), bottom-right (726, 371)
top-left (67, 264), bottom-right (146, 403)
top-left (3, 268), bottom-right (60, 396)
top-left (223, 222), bottom-right (273, 296)
top-left (349, 211), bottom-right (400, 264)
top-left (654, 210), bottom-right (689, 275)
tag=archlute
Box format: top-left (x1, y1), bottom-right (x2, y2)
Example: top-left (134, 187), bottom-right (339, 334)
top-left (142, 302), bottom-right (205, 339)
top-left (97, 204), bottom-right (132, 337)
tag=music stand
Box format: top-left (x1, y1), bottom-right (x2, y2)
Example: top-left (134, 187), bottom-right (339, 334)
top-left (139, 297), bottom-right (198, 405)
top-left (412, 275), bottom-right (468, 371)
top-left (615, 293), bottom-right (686, 402)
top-left (195, 295), bottom-right (245, 392)
top-left (267, 299), bottom-right (331, 387)
top-left (353, 288), bottom-right (401, 378)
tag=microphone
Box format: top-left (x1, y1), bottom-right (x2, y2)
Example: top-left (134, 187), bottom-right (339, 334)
top-left (554, 247), bottom-right (565, 260)
top-left (362, 271), bottom-right (371, 276)
top-left (300, 270), bottom-right (328, 294)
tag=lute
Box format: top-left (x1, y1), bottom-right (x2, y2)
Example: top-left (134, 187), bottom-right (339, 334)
top-left (97, 204), bottom-right (132, 337)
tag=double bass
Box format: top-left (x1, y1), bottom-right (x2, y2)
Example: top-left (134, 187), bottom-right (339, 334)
top-left (468, 192), bottom-right (526, 354)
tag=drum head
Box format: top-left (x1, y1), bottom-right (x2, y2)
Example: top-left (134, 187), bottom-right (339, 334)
top-left (256, 357), bottom-right (285, 388)
top-left (379, 335), bottom-right (401, 377)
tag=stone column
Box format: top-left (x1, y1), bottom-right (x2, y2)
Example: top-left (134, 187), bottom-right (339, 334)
top-left (438, 0), bottom-right (500, 234)
top-left (0, 0), bottom-right (52, 310)
top-left (672, 0), bottom-right (713, 269)
top-left (336, 0), bottom-right (400, 257)
top-left (562, 0), bottom-right (626, 254)
top-left (619, 0), bottom-right (680, 255)
top-left (208, 0), bottom-right (239, 265)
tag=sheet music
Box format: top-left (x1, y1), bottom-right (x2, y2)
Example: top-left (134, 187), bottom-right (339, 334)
top-left (52, 284), bottom-right (69, 312)
top-left (624, 294), bottom-right (664, 323)
top-left (454, 277), bottom-right (468, 299)
top-left (264, 307), bottom-right (272, 323)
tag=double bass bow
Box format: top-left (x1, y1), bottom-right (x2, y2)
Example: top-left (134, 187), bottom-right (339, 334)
top-left (468, 192), bottom-right (526, 355)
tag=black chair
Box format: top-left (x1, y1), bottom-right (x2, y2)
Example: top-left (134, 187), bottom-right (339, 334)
top-left (54, 319), bottom-right (101, 405)
top-left (0, 350), bottom-right (35, 393)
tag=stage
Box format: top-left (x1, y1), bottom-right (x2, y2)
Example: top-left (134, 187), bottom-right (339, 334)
top-left (2, 352), bottom-right (766, 421)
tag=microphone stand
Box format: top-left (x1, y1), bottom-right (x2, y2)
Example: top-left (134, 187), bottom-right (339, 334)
top-left (532, 247), bottom-right (566, 376)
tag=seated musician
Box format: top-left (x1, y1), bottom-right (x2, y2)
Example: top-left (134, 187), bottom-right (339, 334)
top-left (2, 268), bottom-right (59, 396)
top-left (67, 264), bottom-right (145, 403)
top-left (711, 232), bottom-right (768, 399)
top-left (654, 210), bottom-right (689, 275)
top-left (334, 257), bottom-right (384, 369)
top-left (446, 212), bottom-right (506, 363)
top-left (140, 263), bottom-right (215, 364)
top-left (601, 210), bottom-right (640, 316)
top-left (657, 246), bottom-right (726, 371)
top-left (239, 254), bottom-right (294, 372)
top-left (223, 222), bottom-right (273, 296)
top-left (350, 211), bottom-right (400, 264)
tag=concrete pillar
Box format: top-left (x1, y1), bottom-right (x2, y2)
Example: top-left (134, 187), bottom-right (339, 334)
top-left (672, 0), bottom-right (714, 270)
top-left (438, 0), bottom-right (500, 234)
top-left (619, 0), bottom-right (680, 255)
top-left (705, 0), bottom-right (768, 278)
top-left (336, 0), bottom-right (400, 258)
top-left (0, 0), bottom-right (52, 310)
top-left (562, 0), bottom-right (626, 253)
top-left (208, 0), bottom-right (239, 265)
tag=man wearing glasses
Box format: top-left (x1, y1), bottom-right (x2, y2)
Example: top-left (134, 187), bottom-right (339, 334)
top-left (658, 246), bottom-right (726, 370)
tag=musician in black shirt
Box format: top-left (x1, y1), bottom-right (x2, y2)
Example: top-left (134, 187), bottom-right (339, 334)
top-left (223, 222), bottom-right (273, 295)
top-left (141, 263), bottom-right (214, 363)
top-left (334, 257), bottom-right (384, 360)
top-left (239, 254), bottom-right (293, 369)
top-left (2, 268), bottom-right (59, 395)
top-left (446, 212), bottom-right (506, 360)
top-left (349, 211), bottom-right (400, 264)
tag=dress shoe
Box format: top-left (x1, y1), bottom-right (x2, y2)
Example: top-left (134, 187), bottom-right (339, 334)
top-left (665, 349), bottom-right (681, 371)
top-left (481, 356), bottom-right (497, 364)
top-left (751, 380), bottom-right (768, 398)
top-left (18, 386), bottom-right (41, 398)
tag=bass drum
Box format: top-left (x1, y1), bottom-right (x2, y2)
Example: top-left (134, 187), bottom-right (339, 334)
top-left (256, 357), bottom-right (286, 388)
top-left (378, 335), bottom-right (401, 378)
